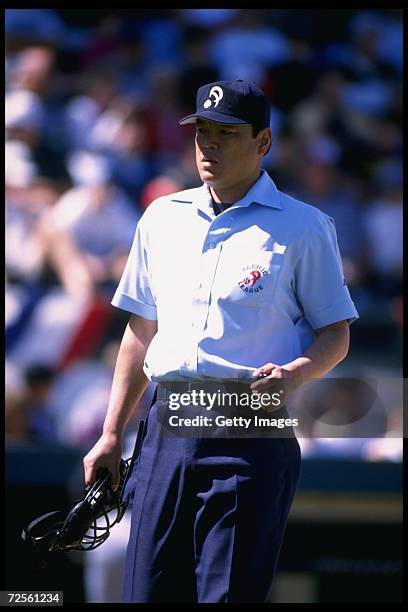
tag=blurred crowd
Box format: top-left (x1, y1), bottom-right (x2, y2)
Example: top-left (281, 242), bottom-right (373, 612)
top-left (5, 9), bottom-right (402, 460)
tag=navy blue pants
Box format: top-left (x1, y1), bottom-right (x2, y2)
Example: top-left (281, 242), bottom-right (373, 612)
top-left (122, 400), bottom-right (301, 603)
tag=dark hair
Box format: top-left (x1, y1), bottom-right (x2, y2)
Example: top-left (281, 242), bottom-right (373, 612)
top-left (252, 125), bottom-right (263, 138)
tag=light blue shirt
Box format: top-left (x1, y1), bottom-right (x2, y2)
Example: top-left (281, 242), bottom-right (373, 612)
top-left (112, 170), bottom-right (359, 381)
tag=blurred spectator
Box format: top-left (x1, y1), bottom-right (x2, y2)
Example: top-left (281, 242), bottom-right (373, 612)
top-left (49, 342), bottom-right (120, 448)
top-left (145, 67), bottom-right (186, 170)
top-left (288, 69), bottom-right (373, 182)
top-left (6, 165), bottom-right (61, 284)
top-left (326, 12), bottom-right (399, 83)
top-left (6, 46), bottom-right (71, 184)
top-left (105, 26), bottom-right (151, 100)
top-left (23, 364), bottom-right (58, 442)
top-left (139, 13), bottom-right (183, 69)
top-left (178, 26), bottom-right (219, 113)
top-left (209, 10), bottom-right (291, 83)
top-left (63, 69), bottom-right (119, 151)
top-left (290, 70), bottom-right (401, 187)
top-left (5, 140), bottom-right (38, 189)
top-left (5, 88), bottom-right (45, 148)
top-left (80, 15), bottom-right (122, 68)
top-left (43, 150), bottom-right (140, 296)
top-left (7, 45), bottom-right (56, 96)
top-left (265, 37), bottom-right (319, 114)
top-left (6, 152), bottom-right (128, 372)
top-left (46, 342), bottom-right (155, 448)
top-left (290, 70), bottom-right (346, 137)
top-left (87, 96), bottom-right (157, 200)
top-left (363, 158), bottom-right (402, 298)
top-left (287, 134), bottom-right (367, 272)
top-left (348, 10), bottom-right (402, 75)
top-left (5, 365), bottom-right (58, 444)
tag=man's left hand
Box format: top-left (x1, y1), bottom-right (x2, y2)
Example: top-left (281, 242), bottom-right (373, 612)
top-left (250, 363), bottom-right (301, 410)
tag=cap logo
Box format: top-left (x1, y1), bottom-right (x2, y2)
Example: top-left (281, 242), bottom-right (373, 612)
top-left (203, 86), bottom-right (223, 109)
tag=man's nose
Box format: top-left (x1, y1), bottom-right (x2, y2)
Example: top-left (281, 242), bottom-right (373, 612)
top-left (202, 137), bottom-right (219, 150)
top-left (200, 132), bottom-right (220, 149)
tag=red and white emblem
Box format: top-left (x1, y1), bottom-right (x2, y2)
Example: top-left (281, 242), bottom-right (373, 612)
top-left (238, 264), bottom-right (268, 294)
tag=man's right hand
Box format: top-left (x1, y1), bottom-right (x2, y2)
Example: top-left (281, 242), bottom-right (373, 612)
top-left (82, 314), bottom-right (156, 491)
top-left (83, 432), bottom-right (123, 491)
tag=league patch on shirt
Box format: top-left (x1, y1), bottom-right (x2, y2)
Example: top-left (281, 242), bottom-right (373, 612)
top-left (238, 264), bottom-right (269, 294)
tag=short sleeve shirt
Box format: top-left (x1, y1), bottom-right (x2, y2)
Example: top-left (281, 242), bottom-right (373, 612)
top-left (112, 170), bottom-right (359, 381)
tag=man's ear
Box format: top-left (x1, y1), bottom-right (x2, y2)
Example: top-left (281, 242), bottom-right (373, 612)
top-left (258, 128), bottom-right (272, 155)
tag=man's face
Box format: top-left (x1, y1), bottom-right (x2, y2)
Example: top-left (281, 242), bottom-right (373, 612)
top-left (195, 119), bottom-right (268, 197)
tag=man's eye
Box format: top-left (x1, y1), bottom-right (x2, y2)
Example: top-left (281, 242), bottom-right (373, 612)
top-left (221, 130), bottom-right (234, 135)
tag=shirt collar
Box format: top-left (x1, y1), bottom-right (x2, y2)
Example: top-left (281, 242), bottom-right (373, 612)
top-left (196, 169), bottom-right (282, 215)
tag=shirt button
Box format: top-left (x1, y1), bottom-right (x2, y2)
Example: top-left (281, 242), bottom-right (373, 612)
top-left (209, 243), bottom-right (215, 249)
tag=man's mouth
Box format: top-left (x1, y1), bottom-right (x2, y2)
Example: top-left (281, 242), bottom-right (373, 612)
top-left (201, 157), bottom-right (218, 164)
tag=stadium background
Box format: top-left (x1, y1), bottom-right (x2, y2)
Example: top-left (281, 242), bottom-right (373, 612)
top-left (5, 9), bottom-right (402, 603)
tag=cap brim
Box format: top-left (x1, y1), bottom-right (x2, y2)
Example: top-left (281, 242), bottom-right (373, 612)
top-left (179, 111), bottom-right (250, 126)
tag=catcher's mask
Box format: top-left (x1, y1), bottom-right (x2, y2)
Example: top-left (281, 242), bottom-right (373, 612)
top-left (21, 421), bottom-right (145, 562)
top-left (22, 458), bottom-right (130, 557)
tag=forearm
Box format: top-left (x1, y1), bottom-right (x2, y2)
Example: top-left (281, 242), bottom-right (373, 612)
top-left (38, 216), bottom-right (94, 297)
top-left (102, 317), bottom-right (155, 439)
top-left (284, 321), bottom-right (350, 386)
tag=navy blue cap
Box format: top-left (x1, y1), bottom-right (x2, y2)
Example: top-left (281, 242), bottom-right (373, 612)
top-left (179, 80), bottom-right (270, 129)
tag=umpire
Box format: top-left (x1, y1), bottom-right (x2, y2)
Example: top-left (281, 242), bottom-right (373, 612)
top-left (83, 80), bottom-right (359, 603)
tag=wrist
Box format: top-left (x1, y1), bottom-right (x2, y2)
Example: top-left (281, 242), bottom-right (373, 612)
top-left (283, 357), bottom-right (312, 388)
top-left (102, 427), bottom-right (124, 440)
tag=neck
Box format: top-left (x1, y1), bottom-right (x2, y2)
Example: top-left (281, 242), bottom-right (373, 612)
top-left (209, 170), bottom-right (262, 205)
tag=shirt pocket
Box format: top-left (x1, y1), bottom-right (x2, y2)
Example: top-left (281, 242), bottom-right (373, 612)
top-left (215, 248), bottom-right (284, 308)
